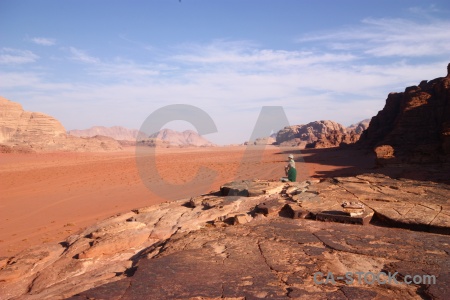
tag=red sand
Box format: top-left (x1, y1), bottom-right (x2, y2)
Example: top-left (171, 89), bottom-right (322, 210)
top-left (0, 146), bottom-right (375, 257)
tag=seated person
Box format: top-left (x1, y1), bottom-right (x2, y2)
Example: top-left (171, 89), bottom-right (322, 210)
top-left (281, 154), bottom-right (297, 182)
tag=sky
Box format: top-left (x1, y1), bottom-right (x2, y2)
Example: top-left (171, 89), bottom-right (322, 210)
top-left (1, 0), bottom-right (450, 145)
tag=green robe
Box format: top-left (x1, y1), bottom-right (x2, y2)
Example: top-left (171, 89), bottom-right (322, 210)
top-left (287, 167), bottom-right (297, 182)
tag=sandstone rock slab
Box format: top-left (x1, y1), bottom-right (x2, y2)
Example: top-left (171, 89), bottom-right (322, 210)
top-left (76, 218), bottom-right (450, 299)
top-left (220, 180), bottom-right (284, 197)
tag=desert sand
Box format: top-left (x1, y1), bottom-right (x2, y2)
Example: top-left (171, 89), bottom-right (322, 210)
top-left (0, 145), bottom-right (375, 257)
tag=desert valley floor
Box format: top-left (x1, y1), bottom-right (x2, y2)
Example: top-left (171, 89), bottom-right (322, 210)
top-left (0, 146), bottom-right (376, 257)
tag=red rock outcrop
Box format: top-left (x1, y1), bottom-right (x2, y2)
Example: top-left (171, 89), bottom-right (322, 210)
top-left (309, 129), bottom-right (361, 149)
top-left (0, 97), bottom-right (122, 152)
top-left (276, 120), bottom-right (346, 146)
top-left (276, 120), bottom-right (367, 148)
top-left (359, 63), bottom-right (450, 164)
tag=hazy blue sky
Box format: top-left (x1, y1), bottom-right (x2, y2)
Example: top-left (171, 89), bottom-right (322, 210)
top-left (1, 0), bottom-right (449, 144)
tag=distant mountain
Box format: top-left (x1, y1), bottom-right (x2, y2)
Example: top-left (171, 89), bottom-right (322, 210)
top-left (69, 127), bottom-right (214, 147)
top-left (68, 126), bottom-right (146, 141)
top-left (147, 128), bottom-right (215, 147)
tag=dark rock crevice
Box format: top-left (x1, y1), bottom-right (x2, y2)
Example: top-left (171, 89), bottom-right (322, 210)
top-left (26, 271), bottom-right (40, 294)
top-left (312, 232), bottom-right (373, 258)
top-left (336, 183), bottom-right (361, 200)
top-left (256, 240), bottom-right (289, 289)
top-left (426, 206), bottom-right (443, 226)
top-left (118, 280), bottom-right (133, 300)
top-left (370, 211), bottom-right (450, 235)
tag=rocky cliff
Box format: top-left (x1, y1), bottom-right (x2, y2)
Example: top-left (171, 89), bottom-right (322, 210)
top-left (0, 97), bottom-right (122, 152)
top-left (359, 63), bottom-right (450, 164)
top-left (0, 96), bottom-right (66, 143)
top-left (275, 120), bottom-right (367, 148)
top-left (68, 126), bottom-right (146, 141)
top-left (148, 128), bottom-right (215, 147)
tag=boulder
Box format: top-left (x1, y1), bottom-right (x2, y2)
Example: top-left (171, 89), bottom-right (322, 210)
top-left (233, 213), bottom-right (253, 225)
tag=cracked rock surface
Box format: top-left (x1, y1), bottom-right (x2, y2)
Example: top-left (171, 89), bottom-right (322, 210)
top-left (313, 174), bottom-right (450, 233)
top-left (1, 175), bottom-right (449, 299)
top-left (70, 218), bottom-right (450, 299)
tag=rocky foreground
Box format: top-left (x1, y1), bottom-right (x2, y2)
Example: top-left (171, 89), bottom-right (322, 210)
top-left (0, 174), bottom-right (449, 299)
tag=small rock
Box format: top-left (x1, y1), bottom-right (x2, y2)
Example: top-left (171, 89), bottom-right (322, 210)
top-left (255, 199), bottom-right (285, 216)
top-left (293, 181), bottom-right (310, 189)
top-left (251, 214), bottom-right (267, 222)
top-left (284, 204), bottom-right (310, 219)
top-left (0, 257), bottom-right (9, 269)
top-left (234, 214), bottom-right (252, 225)
top-left (202, 198), bottom-right (224, 209)
top-left (189, 196), bottom-right (203, 208)
top-left (306, 179), bottom-right (320, 185)
top-left (291, 194), bottom-right (302, 202)
top-left (64, 235), bottom-right (80, 246)
top-left (285, 186), bottom-right (299, 195)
